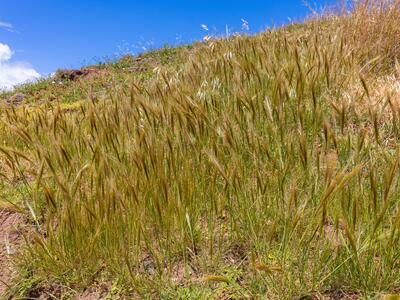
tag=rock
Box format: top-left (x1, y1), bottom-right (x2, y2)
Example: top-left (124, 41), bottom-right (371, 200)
top-left (56, 69), bottom-right (88, 81)
top-left (127, 65), bottom-right (148, 73)
top-left (56, 68), bottom-right (102, 82)
top-left (6, 93), bottom-right (26, 105)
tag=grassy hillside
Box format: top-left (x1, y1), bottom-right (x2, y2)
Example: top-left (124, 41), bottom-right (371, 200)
top-left (2, 1), bottom-right (400, 299)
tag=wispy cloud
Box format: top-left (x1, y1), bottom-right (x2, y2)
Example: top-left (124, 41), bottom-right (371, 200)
top-left (0, 21), bottom-right (18, 33)
top-left (0, 43), bottom-right (40, 90)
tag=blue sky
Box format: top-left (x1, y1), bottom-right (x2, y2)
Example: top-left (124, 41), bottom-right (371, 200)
top-left (0, 0), bottom-right (336, 89)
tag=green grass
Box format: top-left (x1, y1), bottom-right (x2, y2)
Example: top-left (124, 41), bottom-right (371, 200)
top-left (2, 1), bottom-right (400, 299)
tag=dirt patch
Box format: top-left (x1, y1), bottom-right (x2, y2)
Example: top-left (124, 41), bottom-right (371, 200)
top-left (25, 282), bottom-right (111, 300)
top-left (76, 284), bottom-right (111, 300)
top-left (296, 290), bottom-right (360, 300)
top-left (0, 209), bottom-right (25, 297)
top-left (324, 289), bottom-right (361, 299)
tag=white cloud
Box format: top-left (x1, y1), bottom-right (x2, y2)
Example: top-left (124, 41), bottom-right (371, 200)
top-left (0, 43), bottom-right (40, 90)
top-left (0, 43), bottom-right (12, 61)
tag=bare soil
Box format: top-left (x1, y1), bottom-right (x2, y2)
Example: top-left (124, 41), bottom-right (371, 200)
top-left (0, 209), bottom-right (25, 297)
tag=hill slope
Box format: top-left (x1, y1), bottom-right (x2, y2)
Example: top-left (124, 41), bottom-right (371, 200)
top-left (2, 1), bottom-right (400, 299)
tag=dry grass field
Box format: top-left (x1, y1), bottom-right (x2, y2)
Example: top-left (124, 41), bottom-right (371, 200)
top-left (2, 1), bottom-right (400, 298)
